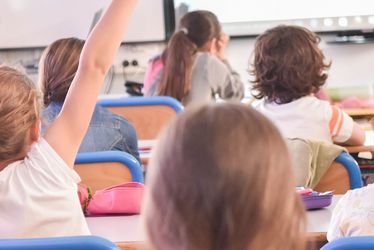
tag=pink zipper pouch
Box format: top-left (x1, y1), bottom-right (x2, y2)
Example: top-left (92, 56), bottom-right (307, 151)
top-left (78, 182), bottom-right (144, 215)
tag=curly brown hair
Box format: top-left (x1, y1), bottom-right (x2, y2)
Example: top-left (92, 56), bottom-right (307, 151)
top-left (250, 25), bottom-right (331, 104)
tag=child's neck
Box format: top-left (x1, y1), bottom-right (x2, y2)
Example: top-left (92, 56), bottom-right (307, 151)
top-left (0, 153), bottom-right (27, 171)
top-left (0, 159), bottom-right (14, 171)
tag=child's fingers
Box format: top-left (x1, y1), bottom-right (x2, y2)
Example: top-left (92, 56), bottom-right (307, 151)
top-left (210, 38), bottom-right (218, 53)
top-left (220, 32), bottom-right (230, 44)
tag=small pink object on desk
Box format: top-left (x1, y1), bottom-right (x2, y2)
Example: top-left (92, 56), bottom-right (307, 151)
top-left (138, 140), bottom-right (157, 165)
top-left (296, 187), bottom-right (333, 210)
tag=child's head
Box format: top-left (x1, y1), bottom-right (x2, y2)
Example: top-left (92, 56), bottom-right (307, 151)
top-left (144, 103), bottom-right (306, 250)
top-left (0, 66), bottom-right (41, 163)
top-left (157, 11), bottom-right (222, 102)
top-left (251, 25), bottom-right (331, 104)
top-left (39, 37), bottom-right (84, 106)
top-left (178, 10), bottom-right (221, 50)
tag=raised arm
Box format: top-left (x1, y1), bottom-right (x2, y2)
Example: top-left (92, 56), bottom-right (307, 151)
top-left (44, 0), bottom-right (138, 168)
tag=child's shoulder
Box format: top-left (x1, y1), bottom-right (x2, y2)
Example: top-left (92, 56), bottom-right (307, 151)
top-left (340, 184), bottom-right (374, 207)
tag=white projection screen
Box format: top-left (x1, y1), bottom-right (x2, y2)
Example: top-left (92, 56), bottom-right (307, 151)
top-left (0, 0), bottom-right (166, 49)
top-left (174, 0), bottom-right (374, 36)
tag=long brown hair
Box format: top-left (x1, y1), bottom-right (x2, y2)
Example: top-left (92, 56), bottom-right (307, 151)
top-left (39, 37), bottom-right (84, 106)
top-left (157, 11), bottom-right (221, 102)
top-left (144, 103), bottom-right (306, 250)
top-left (251, 25), bottom-right (331, 104)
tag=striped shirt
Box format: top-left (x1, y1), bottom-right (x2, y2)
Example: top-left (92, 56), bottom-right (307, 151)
top-left (255, 96), bottom-right (354, 144)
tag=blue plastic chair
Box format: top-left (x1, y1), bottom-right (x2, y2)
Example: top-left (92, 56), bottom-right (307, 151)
top-left (0, 235), bottom-right (119, 250)
top-left (97, 96), bottom-right (183, 140)
top-left (75, 151), bottom-right (144, 192)
top-left (321, 236), bottom-right (374, 250)
top-left (335, 152), bottom-right (363, 189)
top-left (315, 152), bottom-right (363, 194)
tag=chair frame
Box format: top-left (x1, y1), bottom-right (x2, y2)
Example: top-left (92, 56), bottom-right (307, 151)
top-left (0, 235), bottom-right (119, 250)
top-left (335, 152), bottom-right (363, 189)
top-left (75, 151), bottom-right (144, 183)
top-left (97, 96), bottom-right (183, 113)
top-left (321, 236), bottom-right (374, 250)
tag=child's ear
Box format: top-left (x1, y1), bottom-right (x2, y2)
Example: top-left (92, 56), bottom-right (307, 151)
top-left (30, 119), bottom-right (41, 143)
top-left (201, 39), bottom-right (214, 52)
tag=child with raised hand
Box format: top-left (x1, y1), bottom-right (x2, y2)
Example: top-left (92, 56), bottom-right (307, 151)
top-left (0, 0), bottom-right (137, 238)
top-left (252, 25), bottom-right (365, 146)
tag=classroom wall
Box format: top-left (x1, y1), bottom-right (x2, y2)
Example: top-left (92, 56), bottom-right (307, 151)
top-left (226, 35), bottom-right (374, 89)
top-left (1, 35), bottom-right (374, 97)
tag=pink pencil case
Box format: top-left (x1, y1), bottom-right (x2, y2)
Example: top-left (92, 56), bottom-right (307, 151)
top-left (78, 182), bottom-right (144, 215)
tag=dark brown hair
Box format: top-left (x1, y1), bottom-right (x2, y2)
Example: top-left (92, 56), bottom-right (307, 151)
top-left (144, 103), bottom-right (306, 250)
top-left (251, 25), bottom-right (331, 104)
top-left (39, 37), bottom-right (84, 106)
top-left (157, 11), bottom-right (221, 103)
top-left (0, 66), bottom-right (40, 161)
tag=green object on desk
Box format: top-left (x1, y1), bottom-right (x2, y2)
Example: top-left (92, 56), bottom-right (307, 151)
top-left (327, 85), bottom-right (374, 101)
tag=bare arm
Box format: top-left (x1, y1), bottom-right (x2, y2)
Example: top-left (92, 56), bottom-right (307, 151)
top-left (44, 0), bottom-right (137, 168)
top-left (342, 122), bottom-right (366, 146)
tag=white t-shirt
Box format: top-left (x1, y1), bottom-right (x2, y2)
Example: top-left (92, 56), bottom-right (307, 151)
top-left (255, 96), bottom-right (354, 144)
top-left (0, 138), bottom-right (90, 238)
top-left (327, 184), bottom-right (374, 241)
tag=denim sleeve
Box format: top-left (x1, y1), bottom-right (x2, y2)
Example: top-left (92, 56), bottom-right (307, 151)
top-left (114, 118), bottom-right (141, 165)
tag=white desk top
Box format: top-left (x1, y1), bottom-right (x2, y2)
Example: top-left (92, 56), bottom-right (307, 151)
top-left (86, 215), bottom-right (145, 242)
top-left (306, 195), bottom-right (340, 233)
top-left (87, 195), bottom-right (341, 242)
top-left (138, 140), bottom-right (156, 163)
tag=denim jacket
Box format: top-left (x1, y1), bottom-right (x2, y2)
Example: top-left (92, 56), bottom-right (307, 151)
top-left (41, 102), bottom-right (140, 164)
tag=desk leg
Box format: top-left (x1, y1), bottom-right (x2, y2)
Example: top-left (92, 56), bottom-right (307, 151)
top-left (117, 241), bottom-right (150, 250)
top-left (307, 232), bottom-right (327, 250)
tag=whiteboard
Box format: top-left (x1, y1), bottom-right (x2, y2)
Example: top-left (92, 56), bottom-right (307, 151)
top-left (175, 0), bottom-right (374, 36)
top-left (0, 0), bottom-right (166, 49)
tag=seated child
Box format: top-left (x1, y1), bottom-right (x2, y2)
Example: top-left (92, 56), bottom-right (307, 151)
top-left (143, 103), bottom-right (306, 250)
top-left (0, 0), bottom-right (137, 238)
top-left (39, 37), bottom-right (140, 163)
top-left (144, 10), bottom-right (244, 106)
top-left (327, 183), bottom-right (374, 241)
top-left (251, 25), bottom-right (365, 146)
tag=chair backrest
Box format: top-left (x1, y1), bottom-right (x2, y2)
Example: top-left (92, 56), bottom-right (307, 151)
top-left (97, 96), bottom-right (183, 140)
top-left (75, 151), bottom-right (144, 193)
top-left (0, 235), bottom-right (119, 250)
top-left (321, 236), bottom-right (374, 250)
top-left (315, 152), bottom-right (363, 194)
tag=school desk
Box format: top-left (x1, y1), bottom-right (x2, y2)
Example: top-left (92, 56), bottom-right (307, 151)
top-left (344, 108), bottom-right (374, 118)
top-left (86, 195), bottom-right (342, 250)
top-left (138, 140), bottom-right (155, 165)
top-left (307, 195), bottom-right (341, 243)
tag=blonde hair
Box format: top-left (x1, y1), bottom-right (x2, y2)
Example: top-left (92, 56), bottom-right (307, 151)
top-left (144, 103), bottom-right (306, 250)
top-left (0, 66), bottom-right (41, 161)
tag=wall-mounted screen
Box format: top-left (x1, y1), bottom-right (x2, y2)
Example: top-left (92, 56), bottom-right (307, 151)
top-left (0, 0), bottom-right (167, 49)
top-left (174, 0), bottom-right (374, 36)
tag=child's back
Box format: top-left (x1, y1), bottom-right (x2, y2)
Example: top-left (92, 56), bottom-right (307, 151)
top-left (0, 0), bottom-right (137, 238)
top-left (251, 25), bottom-right (365, 146)
top-left (256, 95), bottom-right (353, 144)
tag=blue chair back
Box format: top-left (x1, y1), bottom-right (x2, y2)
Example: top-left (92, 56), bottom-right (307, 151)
top-left (335, 152), bottom-right (363, 189)
top-left (321, 236), bottom-right (374, 250)
top-left (315, 151), bottom-right (363, 194)
top-left (0, 236), bottom-right (119, 250)
top-left (97, 96), bottom-right (183, 139)
top-left (75, 151), bottom-right (144, 192)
